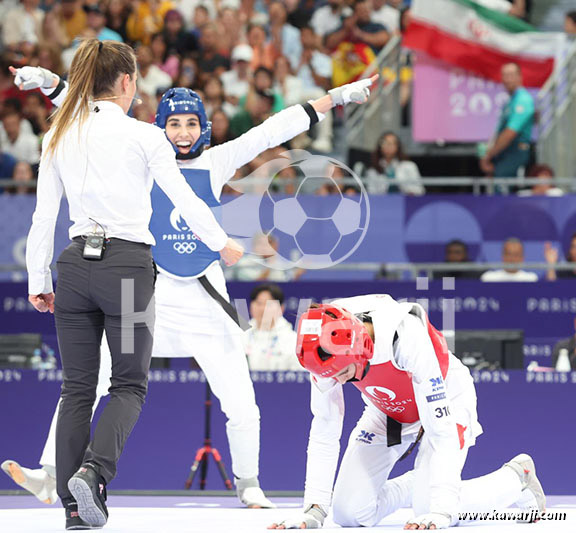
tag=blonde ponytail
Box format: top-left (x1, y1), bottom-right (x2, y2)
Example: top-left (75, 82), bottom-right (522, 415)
top-left (46, 39), bottom-right (137, 157)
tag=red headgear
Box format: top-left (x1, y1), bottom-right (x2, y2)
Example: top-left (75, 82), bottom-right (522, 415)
top-left (296, 304), bottom-right (374, 380)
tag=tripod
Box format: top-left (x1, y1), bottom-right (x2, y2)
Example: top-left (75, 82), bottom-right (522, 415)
top-left (185, 381), bottom-right (233, 490)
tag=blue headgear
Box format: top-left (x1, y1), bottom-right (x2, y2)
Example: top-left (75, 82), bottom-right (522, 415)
top-left (155, 87), bottom-right (212, 155)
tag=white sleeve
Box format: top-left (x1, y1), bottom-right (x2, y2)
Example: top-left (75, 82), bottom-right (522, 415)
top-left (41, 80), bottom-right (68, 108)
top-left (26, 135), bottom-right (63, 294)
top-left (397, 161), bottom-right (425, 195)
top-left (303, 378), bottom-right (345, 508)
top-left (145, 126), bottom-right (228, 251)
top-left (209, 105), bottom-right (321, 191)
top-left (394, 314), bottom-right (461, 519)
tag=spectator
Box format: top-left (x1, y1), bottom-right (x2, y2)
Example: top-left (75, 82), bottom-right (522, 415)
top-left (137, 45), bottom-right (172, 99)
top-left (216, 4), bottom-right (246, 56)
top-left (197, 22), bottom-right (230, 83)
top-left (221, 44), bottom-right (253, 106)
top-left (325, 0), bottom-right (390, 54)
top-left (84, 3), bottom-right (123, 42)
top-left (517, 164), bottom-right (563, 197)
top-left (274, 55), bottom-right (304, 108)
top-left (191, 4), bottom-right (211, 38)
top-left (232, 233), bottom-right (304, 282)
top-left (6, 160), bottom-right (35, 194)
top-left (565, 11), bottom-right (576, 35)
top-left (105, 0), bottom-right (130, 43)
top-left (372, 0), bottom-right (401, 33)
top-left (310, 0), bottom-right (352, 39)
top-left (0, 110), bottom-right (40, 165)
top-left (244, 284), bottom-right (301, 371)
top-left (296, 26), bottom-right (332, 92)
top-left (41, 4), bottom-right (69, 49)
top-left (22, 92), bottom-right (50, 136)
top-left (475, 0), bottom-right (526, 18)
top-left (35, 42), bottom-right (65, 77)
top-left (230, 89), bottom-right (275, 138)
top-left (544, 234), bottom-right (576, 281)
top-left (480, 63), bottom-right (534, 179)
top-left (267, 0), bottom-right (302, 70)
top-left (162, 9), bottom-right (198, 57)
top-left (58, 0), bottom-right (87, 44)
top-left (247, 22), bottom-right (278, 71)
top-left (241, 66), bottom-right (284, 113)
top-left (272, 165), bottom-right (298, 195)
top-left (1, 98), bottom-right (35, 135)
top-left (0, 147), bottom-right (17, 180)
top-left (315, 164), bottom-right (347, 195)
top-left (174, 0), bottom-right (216, 29)
top-left (551, 317), bottom-right (576, 371)
top-left (202, 75), bottom-right (236, 117)
top-left (365, 131), bottom-right (424, 195)
top-left (175, 54), bottom-right (198, 88)
top-left (434, 240), bottom-right (482, 280)
top-left (150, 32), bottom-right (180, 80)
top-left (481, 238), bottom-right (538, 282)
top-left (126, 0), bottom-right (174, 45)
top-left (210, 108), bottom-right (232, 146)
top-left (2, 0), bottom-right (44, 48)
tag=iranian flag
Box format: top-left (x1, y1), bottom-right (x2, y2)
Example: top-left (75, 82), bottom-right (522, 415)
top-left (404, 0), bottom-right (561, 87)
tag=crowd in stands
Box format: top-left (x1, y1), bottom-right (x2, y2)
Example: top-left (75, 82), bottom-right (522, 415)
top-left (1, 1), bottom-right (573, 196)
top-left (0, 1), bottom-right (574, 286)
top-left (0, 0), bottom-right (406, 193)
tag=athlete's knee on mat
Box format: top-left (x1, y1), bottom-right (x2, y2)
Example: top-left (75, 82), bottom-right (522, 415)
top-left (333, 500), bottom-right (379, 528)
top-left (333, 489), bottom-right (380, 527)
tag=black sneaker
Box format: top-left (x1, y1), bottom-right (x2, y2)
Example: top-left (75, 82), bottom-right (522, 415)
top-left (67, 463), bottom-right (108, 528)
top-left (64, 499), bottom-right (92, 530)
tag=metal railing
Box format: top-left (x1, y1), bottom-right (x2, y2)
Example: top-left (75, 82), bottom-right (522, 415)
top-left (537, 40), bottom-right (576, 178)
top-left (2, 176), bottom-right (574, 195)
top-left (344, 36), bottom-right (402, 153)
top-left (2, 262), bottom-right (574, 278)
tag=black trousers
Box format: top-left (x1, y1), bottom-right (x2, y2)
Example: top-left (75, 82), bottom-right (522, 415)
top-left (54, 238), bottom-right (156, 500)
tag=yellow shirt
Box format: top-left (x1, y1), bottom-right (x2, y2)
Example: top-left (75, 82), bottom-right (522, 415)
top-left (60, 10), bottom-right (87, 44)
top-left (126, 0), bottom-right (174, 45)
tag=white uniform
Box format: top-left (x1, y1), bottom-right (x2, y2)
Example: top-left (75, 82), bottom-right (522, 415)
top-left (244, 316), bottom-right (301, 371)
top-left (303, 294), bottom-right (523, 526)
top-left (39, 99), bottom-right (320, 481)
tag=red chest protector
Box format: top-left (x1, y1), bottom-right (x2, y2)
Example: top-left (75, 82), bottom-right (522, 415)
top-left (353, 316), bottom-right (450, 424)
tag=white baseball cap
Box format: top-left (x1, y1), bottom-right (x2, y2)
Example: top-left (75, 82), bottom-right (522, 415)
top-left (231, 44), bottom-right (253, 63)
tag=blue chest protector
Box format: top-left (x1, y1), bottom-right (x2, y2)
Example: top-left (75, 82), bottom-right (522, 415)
top-left (149, 168), bottom-right (220, 278)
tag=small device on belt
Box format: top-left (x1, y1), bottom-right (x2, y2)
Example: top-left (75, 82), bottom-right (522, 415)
top-left (83, 219), bottom-right (107, 260)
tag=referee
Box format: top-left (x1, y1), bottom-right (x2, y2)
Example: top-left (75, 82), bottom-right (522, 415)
top-left (25, 39), bottom-right (242, 530)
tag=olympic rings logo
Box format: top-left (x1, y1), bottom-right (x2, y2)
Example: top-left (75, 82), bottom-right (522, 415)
top-left (173, 242), bottom-right (197, 254)
top-left (385, 406), bottom-right (405, 413)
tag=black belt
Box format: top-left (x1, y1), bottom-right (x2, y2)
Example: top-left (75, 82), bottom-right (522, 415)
top-left (197, 275), bottom-right (251, 331)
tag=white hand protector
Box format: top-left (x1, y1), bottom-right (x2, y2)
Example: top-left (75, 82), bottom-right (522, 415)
top-left (274, 505), bottom-right (327, 529)
top-left (406, 512), bottom-right (453, 530)
top-left (328, 78), bottom-right (373, 106)
top-left (12, 66), bottom-right (56, 90)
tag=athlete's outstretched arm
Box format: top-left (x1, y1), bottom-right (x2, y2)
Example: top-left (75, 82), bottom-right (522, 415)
top-left (209, 75), bottom-right (379, 191)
